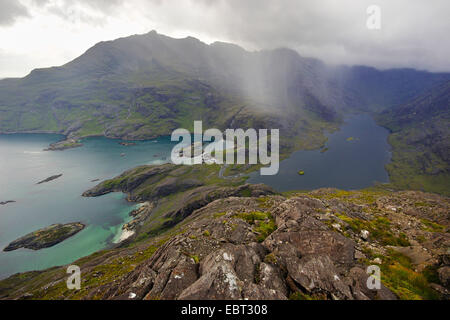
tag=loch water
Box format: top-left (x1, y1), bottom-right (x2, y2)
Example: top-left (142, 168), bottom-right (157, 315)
top-left (0, 134), bottom-right (176, 279)
top-left (248, 114), bottom-right (391, 192)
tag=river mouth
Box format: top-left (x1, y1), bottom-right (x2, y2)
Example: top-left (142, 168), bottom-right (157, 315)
top-left (0, 134), bottom-right (176, 279)
top-left (247, 114), bottom-right (392, 192)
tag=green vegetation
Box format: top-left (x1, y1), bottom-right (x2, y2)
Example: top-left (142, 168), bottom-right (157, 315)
top-left (337, 214), bottom-right (410, 246)
top-left (203, 230), bottom-right (211, 237)
top-left (101, 177), bottom-right (126, 190)
top-left (239, 187), bottom-right (252, 197)
top-left (256, 197), bottom-right (272, 209)
top-left (213, 212), bottom-right (226, 218)
top-left (189, 254), bottom-right (200, 264)
top-left (384, 133), bottom-right (450, 196)
top-left (254, 220), bottom-right (277, 242)
top-left (234, 211), bottom-right (277, 242)
top-left (235, 211), bottom-right (269, 224)
top-left (377, 81), bottom-right (450, 196)
top-left (362, 249), bottom-right (440, 300)
top-left (298, 170), bottom-right (305, 176)
top-left (421, 219), bottom-right (446, 232)
top-left (264, 253), bottom-right (278, 265)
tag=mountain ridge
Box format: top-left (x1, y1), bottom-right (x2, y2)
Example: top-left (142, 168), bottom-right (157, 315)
top-left (0, 30), bottom-right (449, 194)
top-left (378, 80), bottom-right (450, 195)
top-left (1, 30), bottom-right (448, 138)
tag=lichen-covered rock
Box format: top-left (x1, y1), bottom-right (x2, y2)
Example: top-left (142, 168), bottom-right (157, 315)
top-left (346, 267), bottom-right (397, 300)
top-left (286, 254), bottom-right (353, 299)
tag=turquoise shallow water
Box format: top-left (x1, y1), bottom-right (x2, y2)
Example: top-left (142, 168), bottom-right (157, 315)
top-left (0, 134), bottom-right (176, 279)
top-left (248, 114), bottom-right (391, 191)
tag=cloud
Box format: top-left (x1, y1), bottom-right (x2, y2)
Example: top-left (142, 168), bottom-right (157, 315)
top-left (0, 0), bottom-right (30, 26)
top-left (134, 0), bottom-right (450, 72)
top-left (29, 0), bottom-right (125, 26)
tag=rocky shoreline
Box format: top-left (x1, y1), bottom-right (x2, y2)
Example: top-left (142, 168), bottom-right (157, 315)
top-left (3, 222), bottom-right (85, 252)
top-left (116, 202), bottom-right (154, 243)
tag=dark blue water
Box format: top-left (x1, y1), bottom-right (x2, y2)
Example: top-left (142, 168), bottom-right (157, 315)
top-left (248, 114), bottom-right (391, 191)
top-left (0, 134), bottom-right (176, 279)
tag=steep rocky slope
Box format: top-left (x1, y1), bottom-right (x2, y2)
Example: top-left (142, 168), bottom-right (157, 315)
top-left (0, 31), bottom-right (345, 155)
top-left (1, 171), bottom-right (448, 300)
top-left (378, 80), bottom-right (450, 195)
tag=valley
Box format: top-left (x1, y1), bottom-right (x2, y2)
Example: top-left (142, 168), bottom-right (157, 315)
top-left (0, 31), bottom-right (449, 300)
top-left (0, 31), bottom-right (448, 195)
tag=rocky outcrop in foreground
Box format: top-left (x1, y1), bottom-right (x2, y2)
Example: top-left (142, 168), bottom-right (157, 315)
top-left (3, 223), bottom-right (85, 252)
top-left (103, 196), bottom-right (399, 300)
top-left (1, 186), bottom-right (448, 300)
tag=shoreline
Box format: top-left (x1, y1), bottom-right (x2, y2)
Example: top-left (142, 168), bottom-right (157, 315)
top-left (0, 131), bottom-right (165, 151)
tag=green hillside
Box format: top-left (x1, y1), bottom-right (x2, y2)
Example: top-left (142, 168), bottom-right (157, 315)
top-left (377, 81), bottom-right (450, 195)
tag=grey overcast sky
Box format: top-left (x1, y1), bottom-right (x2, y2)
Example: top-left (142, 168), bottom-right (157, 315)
top-left (0, 0), bottom-right (449, 78)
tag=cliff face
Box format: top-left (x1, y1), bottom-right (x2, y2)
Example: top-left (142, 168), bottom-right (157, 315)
top-left (377, 80), bottom-right (450, 195)
top-left (1, 181), bottom-right (448, 300)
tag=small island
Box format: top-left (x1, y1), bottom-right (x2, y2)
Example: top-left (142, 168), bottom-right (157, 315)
top-left (119, 142), bottom-right (137, 146)
top-left (3, 222), bottom-right (85, 252)
top-left (298, 170), bottom-right (305, 175)
top-left (37, 174), bottom-right (63, 185)
top-left (44, 138), bottom-right (83, 151)
top-left (0, 200), bottom-right (16, 205)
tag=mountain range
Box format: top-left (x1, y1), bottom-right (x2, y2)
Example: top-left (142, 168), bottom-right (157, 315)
top-left (0, 30), bottom-right (449, 194)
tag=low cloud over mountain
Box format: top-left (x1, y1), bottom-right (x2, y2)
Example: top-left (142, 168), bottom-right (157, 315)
top-left (0, 0), bottom-right (449, 78)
